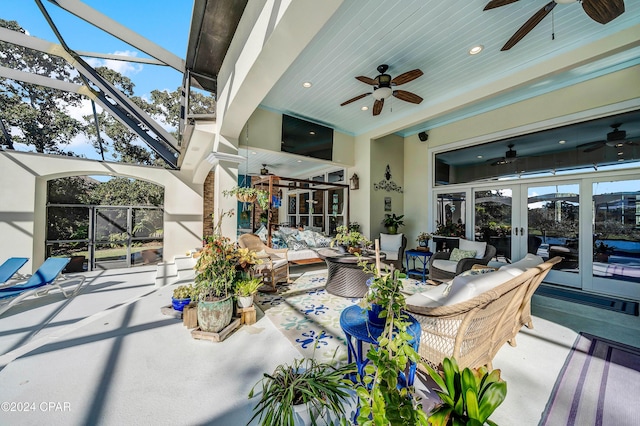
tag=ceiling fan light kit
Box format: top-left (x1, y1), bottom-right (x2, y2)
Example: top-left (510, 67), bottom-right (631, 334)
top-left (341, 63), bottom-right (424, 116)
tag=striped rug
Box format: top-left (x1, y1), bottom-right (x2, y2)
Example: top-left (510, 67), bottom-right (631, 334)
top-left (540, 332), bottom-right (640, 425)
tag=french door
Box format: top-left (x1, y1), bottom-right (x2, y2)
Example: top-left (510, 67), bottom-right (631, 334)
top-left (434, 172), bottom-right (640, 299)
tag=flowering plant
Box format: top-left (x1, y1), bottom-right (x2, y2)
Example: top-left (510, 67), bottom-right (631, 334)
top-left (416, 232), bottom-right (433, 243)
top-left (435, 220), bottom-right (466, 237)
top-left (194, 210), bottom-right (262, 301)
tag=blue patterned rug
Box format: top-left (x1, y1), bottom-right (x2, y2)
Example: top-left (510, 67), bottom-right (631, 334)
top-left (254, 270), bottom-right (432, 363)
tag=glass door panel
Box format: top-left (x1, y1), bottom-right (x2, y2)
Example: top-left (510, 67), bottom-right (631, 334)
top-left (474, 189), bottom-right (513, 261)
top-left (592, 179), bottom-right (640, 297)
top-left (527, 184), bottom-right (580, 287)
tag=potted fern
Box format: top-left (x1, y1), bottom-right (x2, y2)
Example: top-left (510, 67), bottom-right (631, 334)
top-left (248, 356), bottom-right (356, 425)
top-left (223, 186), bottom-right (270, 210)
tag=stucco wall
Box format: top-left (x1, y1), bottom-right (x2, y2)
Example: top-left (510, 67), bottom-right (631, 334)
top-left (0, 151), bottom-right (203, 274)
top-left (370, 134), bottom-right (404, 238)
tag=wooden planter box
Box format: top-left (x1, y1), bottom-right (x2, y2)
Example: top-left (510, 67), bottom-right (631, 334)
top-left (183, 302), bottom-right (198, 328)
top-left (191, 318), bottom-right (241, 342)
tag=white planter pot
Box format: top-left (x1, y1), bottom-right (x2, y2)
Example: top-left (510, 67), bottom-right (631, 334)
top-left (237, 295), bottom-right (254, 308)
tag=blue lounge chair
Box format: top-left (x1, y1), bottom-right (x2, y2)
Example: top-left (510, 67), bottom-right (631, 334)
top-left (0, 257), bottom-right (29, 286)
top-left (0, 258), bottom-right (86, 316)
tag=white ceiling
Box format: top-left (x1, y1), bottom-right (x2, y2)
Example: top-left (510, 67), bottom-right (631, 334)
top-left (260, 0), bottom-right (640, 138)
top-left (239, 0), bottom-right (640, 177)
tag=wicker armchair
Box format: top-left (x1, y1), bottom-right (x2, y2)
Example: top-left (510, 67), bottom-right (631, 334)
top-left (406, 256), bottom-right (561, 370)
top-left (429, 243), bottom-right (496, 282)
top-left (238, 234), bottom-right (290, 291)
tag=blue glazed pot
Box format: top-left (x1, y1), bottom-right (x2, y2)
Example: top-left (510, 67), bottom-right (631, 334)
top-left (368, 303), bottom-right (386, 328)
top-left (172, 297), bottom-right (191, 311)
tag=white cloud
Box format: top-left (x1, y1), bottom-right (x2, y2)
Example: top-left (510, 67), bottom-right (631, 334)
top-left (85, 50), bottom-right (144, 77)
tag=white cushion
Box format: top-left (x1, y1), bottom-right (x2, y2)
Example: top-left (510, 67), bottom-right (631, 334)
top-left (444, 270), bottom-right (519, 305)
top-left (286, 249), bottom-right (318, 262)
top-left (432, 259), bottom-right (458, 273)
top-left (405, 284), bottom-right (451, 308)
top-left (380, 233), bottom-right (403, 252)
top-left (380, 250), bottom-right (398, 261)
top-left (499, 253), bottom-right (543, 272)
top-left (459, 239), bottom-right (487, 259)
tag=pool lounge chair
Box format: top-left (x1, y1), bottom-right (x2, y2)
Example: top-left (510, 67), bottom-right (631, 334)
top-left (0, 258), bottom-right (86, 316)
top-left (0, 257), bottom-right (29, 287)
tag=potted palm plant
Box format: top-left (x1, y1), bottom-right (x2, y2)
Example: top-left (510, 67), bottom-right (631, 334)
top-left (382, 213), bottom-right (404, 234)
top-left (248, 356), bottom-right (356, 426)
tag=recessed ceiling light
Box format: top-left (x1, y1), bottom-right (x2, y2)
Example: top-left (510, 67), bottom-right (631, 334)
top-left (251, 151), bottom-right (256, 154)
top-left (558, 140), bottom-right (566, 144)
top-left (297, 160), bottom-right (302, 163)
top-left (477, 155), bottom-right (483, 159)
top-left (469, 45), bottom-right (484, 55)
top-left (302, 82), bottom-right (312, 88)
top-left (361, 106), bottom-right (368, 111)
top-left (309, 131), bottom-right (315, 135)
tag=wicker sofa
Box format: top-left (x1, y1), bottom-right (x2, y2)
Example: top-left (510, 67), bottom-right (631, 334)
top-left (406, 255), bottom-right (562, 370)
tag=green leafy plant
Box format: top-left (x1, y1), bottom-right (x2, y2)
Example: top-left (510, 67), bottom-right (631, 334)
top-left (223, 186), bottom-right (270, 210)
top-left (435, 220), bottom-right (466, 237)
top-left (382, 213), bottom-right (405, 229)
top-left (172, 284), bottom-right (194, 300)
top-left (356, 260), bottom-right (429, 425)
top-left (426, 357), bottom-right (507, 426)
top-left (235, 277), bottom-right (263, 297)
top-left (332, 225), bottom-right (369, 248)
top-left (248, 356), bottom-right (356, 426)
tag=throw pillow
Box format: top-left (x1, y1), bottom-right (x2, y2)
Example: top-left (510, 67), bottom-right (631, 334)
top-left (380, 233), bottom-right (403, 252)
top-left (449, 248), bottom-right (476, 262)
top-left (459, 239), bottom-right (487, 259)
top-left (285, 235), bottom-right (308, 251)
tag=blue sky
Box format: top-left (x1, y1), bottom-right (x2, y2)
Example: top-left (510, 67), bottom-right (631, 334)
top-left (3, 0), bottom-right (192, 96)
top-left (3, 1), bottom-right (194, 161)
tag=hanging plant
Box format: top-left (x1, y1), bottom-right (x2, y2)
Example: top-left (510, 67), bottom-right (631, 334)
top-left (223, 186), bottom-right (270, 210)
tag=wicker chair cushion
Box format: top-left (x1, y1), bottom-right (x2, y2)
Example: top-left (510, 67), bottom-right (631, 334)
top-left (459, 239), bottom-right (487, 259)
top-left (380, 250), bottom-right (398, 261)
top-left (499, 253), bottom-right (543, 272)
top-left (380, 233), bottom-right (403, 251)
top-left (431, 259), bottom-right (458, 273)
top-left (408, 269), bottom-right (522, 312)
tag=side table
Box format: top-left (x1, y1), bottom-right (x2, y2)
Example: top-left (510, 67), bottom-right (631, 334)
top-left (405, 249), bottom-right (432, 282)
top-left (339, 305), bottom-right (420, 387)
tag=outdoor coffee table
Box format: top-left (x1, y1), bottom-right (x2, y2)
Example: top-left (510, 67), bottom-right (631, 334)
top-left (316, 248), bottom-right (385, 298)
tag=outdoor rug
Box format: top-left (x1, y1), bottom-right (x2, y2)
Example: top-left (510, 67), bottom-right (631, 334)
top-left (539, 332), bottom-right (640, 425)
top-left (254, 270), bottom-right (432, 363)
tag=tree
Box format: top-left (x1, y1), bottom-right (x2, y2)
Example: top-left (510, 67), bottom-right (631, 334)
top-left (0, 19), bottom-right (84, 153)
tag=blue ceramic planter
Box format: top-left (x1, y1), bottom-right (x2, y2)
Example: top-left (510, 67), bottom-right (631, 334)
top-left (172, 297), bottom-right (191, 311)
top-left (368, 303), bottom-right (386, 328)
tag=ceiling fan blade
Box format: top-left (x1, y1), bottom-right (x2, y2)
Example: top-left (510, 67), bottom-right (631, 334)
top-left (577, 140), bottom-right (605, 149)
top-left (393, 90), bottom-right (423, 104)
top-left (501, 1), bottom-right (556, 51)
top-left (484, 0), bottom-right (519, 11)
top-left (340, 93), bottom-right (371, 106)
top-left (355, 76), bottom-right (377, 85)
top-left (373, 99), bottom-right (384, 116)
top-left (391, 69), bottom-right (423, 86)
top-left (582, 0), bottom-right (624, 24)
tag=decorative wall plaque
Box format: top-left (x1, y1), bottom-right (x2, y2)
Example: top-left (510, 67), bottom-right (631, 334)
top-left (374, 164), bottom-right (403, 193)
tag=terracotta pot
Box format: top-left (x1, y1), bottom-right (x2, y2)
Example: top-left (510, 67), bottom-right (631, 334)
top-left (197, 297), bottom-right (233, 332)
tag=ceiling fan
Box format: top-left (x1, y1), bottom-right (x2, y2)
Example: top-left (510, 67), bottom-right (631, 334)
top-left (340, 64), bottom-right (424, 116)
top-left (577, 123), bottom-right (639, 153)
top-left (484, 0), bottom-right (625, 51)
top-left (487, 144), bottom-right (519, 166)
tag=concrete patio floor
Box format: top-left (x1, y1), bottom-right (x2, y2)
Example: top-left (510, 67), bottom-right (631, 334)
top-left (0, 265), bottom-right (639, 425)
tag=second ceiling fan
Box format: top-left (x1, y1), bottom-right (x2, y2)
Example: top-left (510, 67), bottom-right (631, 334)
top-left (484, 0), bottom-right (625, 51)
top-left (340, 64), bottom-right (424, 116)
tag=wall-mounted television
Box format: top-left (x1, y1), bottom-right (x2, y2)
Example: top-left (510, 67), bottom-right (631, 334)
top-left (282, 114), bottom-right (333, 161)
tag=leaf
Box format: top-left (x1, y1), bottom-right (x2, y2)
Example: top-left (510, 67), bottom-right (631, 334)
top-left (477, 381), bottom-right (507, 423)
top-left (465, 388), bottom-right (480, 419)
top-left (427, 406), bottom-right (453, 426)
